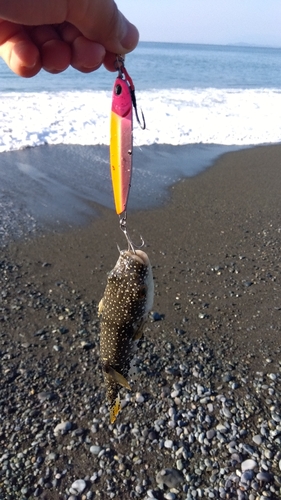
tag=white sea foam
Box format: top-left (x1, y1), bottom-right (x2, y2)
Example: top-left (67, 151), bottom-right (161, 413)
top-left (1, 88), bottom-right (281, 152)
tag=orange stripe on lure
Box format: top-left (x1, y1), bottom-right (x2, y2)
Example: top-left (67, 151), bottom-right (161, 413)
top-left (110, 57), bottom-right (145, 216)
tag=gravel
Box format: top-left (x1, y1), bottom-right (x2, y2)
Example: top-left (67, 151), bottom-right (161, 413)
top-left (1, 145), bottom-right (281, 499)
top-left (0, 241), bottom-right (281, 500)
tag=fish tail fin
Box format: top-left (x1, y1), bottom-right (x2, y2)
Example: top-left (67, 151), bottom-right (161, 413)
top-left (106, 365), bottom-right (131, 390)
top-left (110, 394), bottom-right (121, 424)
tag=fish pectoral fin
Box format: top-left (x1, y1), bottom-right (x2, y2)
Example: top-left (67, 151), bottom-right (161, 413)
top-left (133, 320), bottom-right (145, 341)
top-left (98, 298), bottom-right (104, 315)
top-left (110, 394), bottom-right (121, 424)
top-left (133, 329), bottom-right (143, 341)
top-left (107, 365), bottom-right (131, 391)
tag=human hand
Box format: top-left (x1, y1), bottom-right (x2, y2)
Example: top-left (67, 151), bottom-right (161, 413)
top-left (0, 0), bottom-right (139, 77)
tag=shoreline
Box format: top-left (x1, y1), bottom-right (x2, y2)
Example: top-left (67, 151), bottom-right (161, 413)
top-left (0, 142), bottom-right (241, 246)
top-left (1, 144), bottom-right (281, 499)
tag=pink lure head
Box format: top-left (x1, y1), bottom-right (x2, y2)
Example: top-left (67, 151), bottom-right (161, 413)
top-left (111, 77), bottom-right (132, 118)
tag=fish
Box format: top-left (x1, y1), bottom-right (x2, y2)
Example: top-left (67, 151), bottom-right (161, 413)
top-left (99, 248), bottom-right (154, 424)
top-left (110, 73), bottom-right (133, 216)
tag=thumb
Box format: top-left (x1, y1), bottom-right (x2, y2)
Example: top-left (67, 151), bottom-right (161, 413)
top-left (67, 0), bottom-right (139, 54)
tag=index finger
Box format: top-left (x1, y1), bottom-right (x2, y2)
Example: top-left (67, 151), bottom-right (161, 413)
top-left (0, 19), bottom-right (41, 76)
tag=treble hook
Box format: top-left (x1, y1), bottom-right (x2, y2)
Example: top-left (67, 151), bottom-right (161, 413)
top-left (119, 213), bottom-right (144, 253)
top-left (122, 66), bottom-right (146, 130)
top-left (130, 90), bottom-right (146, 130)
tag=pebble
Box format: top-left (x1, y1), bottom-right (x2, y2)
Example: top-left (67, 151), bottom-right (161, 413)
top-left (241, 443), bottom-right (255, 455)
top-left (150, 311), bottom-right (162, 321)
top-left (147, 490), bottom-right (158, 499)
top-left (69, 479), bottom-right (87, 494)
top-left (240, 470), bottom-right (254, 483)
top-left (45, 452), bottom-right (57, 463)
top-left (90, 445), bottom-right (102, 455)
top-left (38, 391), bottom-right (55, 402)
top-left (164, 439), bottom-right (174, 449)
top-left (198, 312), bottom-right (207, 319)
top-left (256, 471), bottom-right (273, 482)
top-left (241, 459), bottom-right (257, 472)
top-left (164, 493), bottom-right (176, 500)
top-left (206, 429), bottom-right (216, 440)
top-left (216, 423), bottom-right (228, 433)
top-left (156, 468), bottom-right (184, 488)
top-left (264, 448), bottom-right (273, 459)
top-left (237, 490), bottom-right (246, 500)
top-left (54, 421), bottom-right (72, 435)
top-left (222, 406), bottom-right (232, 418)
top-left (252, 434), bottom-right (262, 445)
top-left (176, 459), bottom-right (184, 470)
top-left (135, 392), bottom-right (145, 403)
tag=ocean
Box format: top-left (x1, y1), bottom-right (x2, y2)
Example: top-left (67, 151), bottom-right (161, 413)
top-left (2, 41), bottom-right (281, 150)
top-left (1, 42), bottom-right (281, 241)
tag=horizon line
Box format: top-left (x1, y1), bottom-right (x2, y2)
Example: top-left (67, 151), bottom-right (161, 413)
top-left (138, 40), bottom-right (281, 50)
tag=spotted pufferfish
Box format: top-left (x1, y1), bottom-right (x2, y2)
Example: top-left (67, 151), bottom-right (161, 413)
top-left (98, 248), bottom-right (154, 424)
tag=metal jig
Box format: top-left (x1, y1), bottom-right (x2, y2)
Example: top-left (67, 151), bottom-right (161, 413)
top-left (111, 56), bottom-right (145, 248)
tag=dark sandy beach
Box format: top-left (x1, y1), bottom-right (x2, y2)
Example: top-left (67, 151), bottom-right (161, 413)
top-left (1, 145), bottom-right (281, 499)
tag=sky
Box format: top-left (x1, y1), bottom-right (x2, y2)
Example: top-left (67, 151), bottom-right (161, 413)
top-left (118, 0), bottom-right (281, 47)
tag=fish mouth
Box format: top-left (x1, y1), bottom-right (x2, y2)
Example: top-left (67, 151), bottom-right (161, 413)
top-left (122, 249), bottom-right (150, 267)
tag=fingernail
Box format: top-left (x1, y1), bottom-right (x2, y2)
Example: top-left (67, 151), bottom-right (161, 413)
top-left (23, 60), bottom-right (37, 69)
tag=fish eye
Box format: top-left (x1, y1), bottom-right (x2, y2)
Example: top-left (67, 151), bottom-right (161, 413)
top-left (115, 84), bottom-right (122, 95)
top-left (139, 285), bottom-right (147, 298)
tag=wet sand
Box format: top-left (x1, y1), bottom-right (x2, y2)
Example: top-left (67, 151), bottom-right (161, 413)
top-left (7, 143), bottom-right (281, 368)
top-left (0, 143), bottom-right (237, 245)
top-left (1, 144), bottom-right (281, 499)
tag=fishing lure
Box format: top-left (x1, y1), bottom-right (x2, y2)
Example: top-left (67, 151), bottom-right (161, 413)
top-left (110, 56), bottom-right (145, 218)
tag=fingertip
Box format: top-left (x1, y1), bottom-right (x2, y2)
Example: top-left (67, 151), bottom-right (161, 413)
top-left (10, 41), bottom-right (41, 77)
top-left (17, 64), bottom-right (41, 78)
top-left (71, 38), bottom-right (106, 72)
top-left (120, 20), bottom-right (139, 52)
top-left (103, 52), bottom-right (118, 72)
top-left (41, 39), bottom-right (71, 73)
